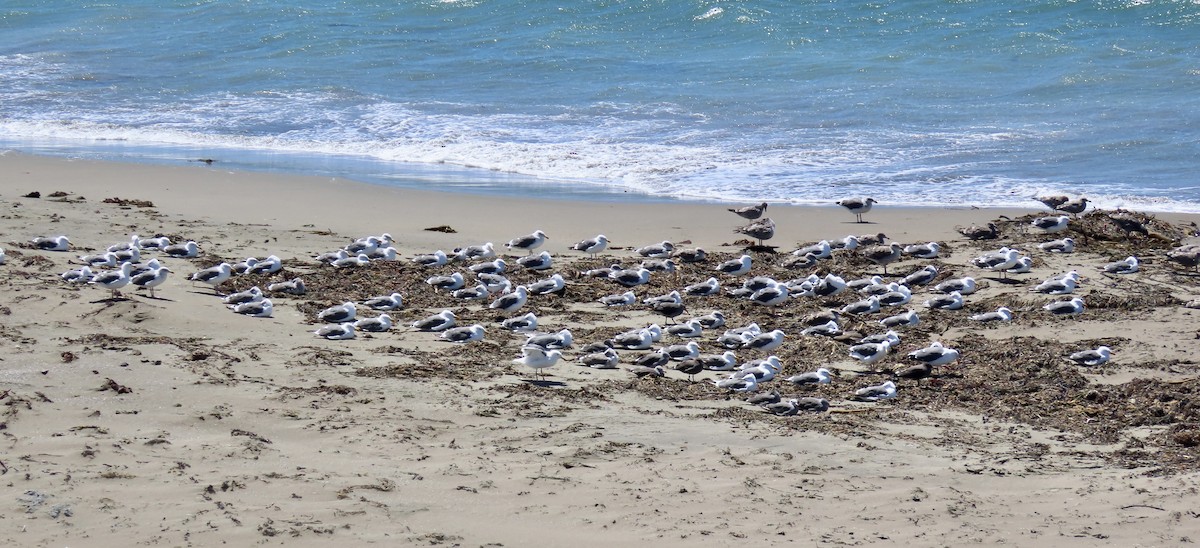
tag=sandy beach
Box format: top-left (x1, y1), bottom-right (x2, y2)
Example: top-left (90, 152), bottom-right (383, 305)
top-left (2, 151), bottom-right (1200, 547)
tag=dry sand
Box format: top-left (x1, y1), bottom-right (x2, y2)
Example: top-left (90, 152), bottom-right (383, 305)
top-left (2, 151), bottom-right (1200, 546)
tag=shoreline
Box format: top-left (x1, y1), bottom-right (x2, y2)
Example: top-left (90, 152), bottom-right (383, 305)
top-left (2, 151), bottom-right (1200, 546)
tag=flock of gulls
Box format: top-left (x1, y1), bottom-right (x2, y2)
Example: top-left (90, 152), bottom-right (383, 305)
top-left (16, 193), bottom-right (1200, 416)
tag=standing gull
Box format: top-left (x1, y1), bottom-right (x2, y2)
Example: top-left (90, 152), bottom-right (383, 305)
top-left (571, 234), bottom-right (609, 255)
top-left (513, 345), bottom-right (563, 380)
top-left (190, 263), bottom-right (233, 293)
top-left (729, 202), bottom-right (768, 220)
top-left (735, 218), bottom-right (776, 247)
top-left (863, 243), bottom-right (903, 275)
top-left (837, 197), bottom-right (877, 223)
top-left (506, 230), bottom-right (548, 254)
top-left (89, 263), bottom-right (134, 299)
top-left (130, 266), bottom-right (171, 298)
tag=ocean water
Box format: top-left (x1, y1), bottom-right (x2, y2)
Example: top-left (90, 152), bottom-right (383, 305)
top-left (2, 1), bottom-right (1198, 211)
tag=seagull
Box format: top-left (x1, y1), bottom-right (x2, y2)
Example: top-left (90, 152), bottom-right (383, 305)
top-left (513, 345), bottom-right (563, 380)
top-left (222, 286), bottom-right (263, 305)
top-left (694, 311), bottom-right (726, 330)
top-left (525, 328), bottom-right (573, 350)
top-left (801, 320), bottom-right (842, 337)
top-left (230, 298), bottom-right (273, 317)
top-left (130, 266), bottom-right (171, 298)
top-left (1057, 197), bottom-right (1089, 215)
top-left (317, 302), bottom-right (357, 323)
top-left (78, 252), bottom-right (118, 267)
top-left (901, 265), bottom-right (938, 286)
top-left (599, 291), bottom-right (637, 306)
top-left (1068, 346), bottom-right (1112, 366)
top-left (363, 292), bottom-right (404, 310)
top-left (1031, 271), bottom-right (1080, 294)
top-left (612, 328), bottom-right (656, 350)
top-left (663, 341), bottom-right (702, 361)
top-left (354, 314), bottom-right (394, 333)
top-left (571, 234), bottom-right (609, 255)
top-left (747, 391), bottom-right (782, 406)
top-left (970, 307), bottom-right (1013, 322)
top-left (451, 283), bottom-right (491, 301)
top-left (848, 340), bottom-right (891, 364)
top-left (367, 246), bottom-right (398, 261)
top-left (316, 249), bottom-right (350, 263)
top-left (935, 276), bottom-right (977, 295)
top-left (737, 356), bottom-right (782, 382)
top-left (453, 242), bottom-right (496, 262)
top-left (832, 235), bottom-right (860, 251)
top-left (848, 275), bottom-right (884, 292)
top-left (684, 277), bottom-right (722, 297)
top-left (674, 359), bottom-right (706, 381)
top-left (1038, 238), bottom-right (1075, 253)
top-left (31, 235), bottom-right (71, 251)
top-left (1036, 195), bottom-right (1070, 210)
top-left (877, 286), bottom-right (913, 307)
top-left (89, 263), bottom-right (134, 299)
top-left (528, 273), bottom-right (565, 296)
top-left (106, 234), bottom-right (140, 252)
top-left (412, 310), bottom-right (456, 332)
top-left (880, 310), bottom-right (920, 329)
top-left (247, 255), bottom-right (282, 275)
top-left (641, 258), bottom-right (676, 275)
top-left (632, 351), bottom-right (670, 369)
top-left (163, 240), bottom-right (200, 258)
top-left (652, 300), bottom-right (688, 324)
top-left (1006, 256), bottom-right (1034, 274)
top-left (345, 236), bottom-right (382, 255)
top-left (628, 364), bottom-right (666, 378)
top-left (636, 241), bottom-right (674, 258)
top-left (715, 255), bottom-right (752, 276)
top-left (793, 240), bottom-right (832, 260)
top-left (785, 368), bottom-right (833, 387)
top-left (441, 324), bottom-right (486, 344)
top-left (852, 380), bottom-right (897, 402)
top-left (610, 267), bottom-right (651, 287)
top-left (811, 274), bottom-right (848, 298)
top-left (426, 272), bottom-right (466, 291)
top-left (112, 247), bottom-right (140, 264)
top-left (331, 254), bottom-right (371, 268)
top-left (578, 348), bottom-right (619, 369)
top-left (744, 329), bottom-right (785, 352)
top-left (903, 242), bottom-right (940, 259)
top-left (232, 257), bottom-right (259, 275)
top-left (894, 362), bottom-right (934, 384)
top-left (1031, 215), bottom-right (1070, 234)
top-left (666, 319), bottom-right (704, 339)
top-left (735, 218), bottom-right (775, 246)
top-left (714, 373), bottom-right (759, 392)
top-left (469, 258), bottom-right (507, 275)
top-left (841, 296), bottom-right (881, 316)
top-left (767, 397), bottom-right (830, 414)
top-left (489, 286), bottom-right (529, 315)
top-left (506, 230), bottom-right (549, 254)
top-left (314, 323), bottom-right (356, 340)
top-left (188, 261), bottom-right (232, 292)
top-left (516, 251), bottom-right (553, 271)
top-left (478, 273), bottom-right (512, 294)
top-left (973, 249), bottom-right (1021, 277)
top-left (749, 283), bottom-right (789, 309)
top-left (267, 277), bottom-right (306, 295)
top-left (1103, 256), bottom-right (1139, 274)
top-left (412, 250), bottom-right (449, 267)
top-left (859, 330), bottom-right (901, 347)
top-left (924, 291), bottom-right (964, 310)
top-left (61, 265), bottom-right (94, 284)
top-left (501, 312), bottom-right (539, 332)
top-left (138, 236), bottom-right (171, 249)
top-left (1044, 297), bottom-right (1085, 316)
top-left (907, 341), bottom-right (960, 366)
top-left (957, 222), bottom-right (998, 240)
top-left (862, 243), bottom-right (903, 275)
top-left (837, 197), bottom-right (877, 223)
top-left (729, 202), bottom-right (768, 220)
top-left (675, 247), bottom-right (707, 263)
top-left (693, 351), bottom-right (738, 371)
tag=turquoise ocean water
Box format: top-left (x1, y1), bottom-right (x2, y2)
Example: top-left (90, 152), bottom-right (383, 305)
top-left (2, 1), bottom-right (1198, 210)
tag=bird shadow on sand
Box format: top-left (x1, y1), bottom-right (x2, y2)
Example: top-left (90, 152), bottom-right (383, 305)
top-left (521, 378), bottom-right (567, 388)
top-left (983, 277), bottom-right (1027, 285)
top-left (743, 245), bottom-right (778, 254)
top-left (89, 296), bottom-right (131, 304)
